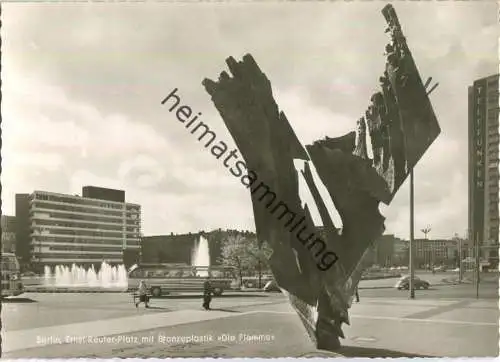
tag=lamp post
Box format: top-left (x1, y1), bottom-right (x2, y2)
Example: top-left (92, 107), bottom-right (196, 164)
top-left (421, 226), bottom-right (431, 270)
top-left (453, 233), bottom-right (463, 283)
top-left (475, 232), bottom-right (480, 299)
top-left (421, 226), bottom-right (431, 239)
top-left (409, 170), bottom-right (415, 299)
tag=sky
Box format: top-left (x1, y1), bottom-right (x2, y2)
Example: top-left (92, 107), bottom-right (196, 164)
top-left (2, 1), bottom-right (498, 240)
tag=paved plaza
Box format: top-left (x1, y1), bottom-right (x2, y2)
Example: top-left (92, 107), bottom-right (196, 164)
top-left (2, 284), bottom-right (498, 358)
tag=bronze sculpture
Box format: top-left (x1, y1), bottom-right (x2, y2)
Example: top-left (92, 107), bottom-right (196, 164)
top-left (202, 4), bottom-right (440, 352)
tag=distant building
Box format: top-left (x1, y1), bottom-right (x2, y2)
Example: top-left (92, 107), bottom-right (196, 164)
top-left (364, 234), bottom-right (401, 266)
top-left (1, 215), bottom-right (17, 253)
top-left (142, 232), bottom-right (203, 265)
top-left (414, 239), bottom-right (459, 267)
top-left (393, 238), bottom-right (409, 265)
top-left (468, 74), bottom-right (499, 266)
top-left (15, 186), bottom-right (141, 271)
top-left (141, 229), bottom-right (255, 266)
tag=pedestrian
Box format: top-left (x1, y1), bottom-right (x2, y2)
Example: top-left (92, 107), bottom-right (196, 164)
top-left (135, 280), bottom-right (150, 308)
top-left (355, 286), bottom-right (360, 303)
top-left (202, 277), bottom-right (213, 310)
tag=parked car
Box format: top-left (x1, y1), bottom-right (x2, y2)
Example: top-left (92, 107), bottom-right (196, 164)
top-left (433, 265), bottom-right (447, 272)
top-left (21, 271), bottom-right (37, 277)
top-left (395, 275), bottom-right (430, 290)
top-left (242, 275), bottom-right (274, 288)
top-left (263, 280), bottom-right (281, 292)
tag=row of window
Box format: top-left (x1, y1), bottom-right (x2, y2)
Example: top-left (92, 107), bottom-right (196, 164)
top-left (1, 262), bottom-right (18, 273)
top-left (129, 268), bottom-right (234, 279)
top-left (32, 202), bottom-right (134, 218)
top-left (416, 243), bottom-right (449, 247)
top-left (487, 107), bottom-right (499, 116)
top-left (47, 245), bottom-right (123, 252)
top-left (488, 136), bottom-right (499, 144)
top-left (417, 249), bottom-right (449, 254)
top-left (32, 229), bottom-right (124, 238)
top-left (34, 193), bottom-right (140, 212)
top-left (31, 237), bottom-right (140, 246)
top-left (416, 248), bottom-right (454, 253)
top-left (32, 253), bottom-right (122, 260)
top-left (32, 212), bottom-right (141, 227)
top-left (33, 220), bottom-right (139, 233)
top-left (32, 215), bottom-right (140, 227)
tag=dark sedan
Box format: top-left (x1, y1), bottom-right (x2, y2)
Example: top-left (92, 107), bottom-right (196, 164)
top-left (395, 275), bottom-right (430, 290)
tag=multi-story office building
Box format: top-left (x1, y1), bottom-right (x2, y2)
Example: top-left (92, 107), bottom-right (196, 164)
top-left (468, 74), bottom-right (500, 265)
top-left (15, 186), bottom-right (141, 270)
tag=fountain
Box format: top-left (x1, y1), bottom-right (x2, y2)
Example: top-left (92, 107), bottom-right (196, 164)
top-left (191, 235), bottom-right (210, 277)
top-left (42, 261), bottom-right (128, 291)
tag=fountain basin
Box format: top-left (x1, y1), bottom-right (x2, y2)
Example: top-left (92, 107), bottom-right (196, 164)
top-left (24, 285), bottom-right (128, 293)
top-left (41, 262), bottom-right (129, 291)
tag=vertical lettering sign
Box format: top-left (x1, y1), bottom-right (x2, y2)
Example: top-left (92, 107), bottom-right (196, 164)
top-left (474, 79), bottom-right (486, 245)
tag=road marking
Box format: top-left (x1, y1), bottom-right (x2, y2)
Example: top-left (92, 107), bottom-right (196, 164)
top-left (251, 310), bottom-right (498, 327)
top-left (250, 310), bottom-right (296, 315)
top-left (349, 314), bottom-right (498, 327)
top-left (352, 336), bottom-right (377, 342)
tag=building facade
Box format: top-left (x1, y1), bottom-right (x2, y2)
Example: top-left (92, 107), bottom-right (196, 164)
top-left (393, 238), bottom-right (409, 265)
top-left (1, 215), bottom-right (17, 253)
top-left (142, 232), bottom-right (203, 265)
top-left (364, 234), bottom-right (406, 266)
top-left (141, 229), bottom-right (254, 266)
top-left (15, 186), bottom-right (141, 271)
top-left (468, 74), bottom-right (500, 265)
top-left (414, 238), bottom-right (460, 267)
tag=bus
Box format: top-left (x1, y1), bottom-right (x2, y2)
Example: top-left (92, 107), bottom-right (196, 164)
top-left (1, 253), bottom-right (24, 297)
top-left (127, 263), bottom-right (238, 297)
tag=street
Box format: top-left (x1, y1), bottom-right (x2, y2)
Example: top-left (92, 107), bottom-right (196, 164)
top-left (1, 280), bottom-right (498, 358)
top-left (358, 271), bottom-right (499, 300)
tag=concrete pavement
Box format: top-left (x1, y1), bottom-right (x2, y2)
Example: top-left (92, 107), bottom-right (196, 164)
top-left (341, 297), bottom-right (499, 357)
top-left (1, 292), bottom-right (282, 331)
top-left (2, 293), bottom-right (498, 357)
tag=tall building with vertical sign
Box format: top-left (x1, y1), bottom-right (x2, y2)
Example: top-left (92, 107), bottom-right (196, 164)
top-left (468, 74), bottom-right (499, 266)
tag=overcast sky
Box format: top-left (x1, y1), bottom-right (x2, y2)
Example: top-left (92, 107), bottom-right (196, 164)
top-left (2, 2), bottom-right (498, 240)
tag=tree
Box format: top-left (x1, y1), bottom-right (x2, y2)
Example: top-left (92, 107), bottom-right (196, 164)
top-left (218, 233), bottom-right (272, 287)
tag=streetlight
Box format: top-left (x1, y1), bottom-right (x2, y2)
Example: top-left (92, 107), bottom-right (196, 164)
top-left (421, 226), bottom-right (431, 269)
top-left (475, 232), bottom-right (480, 299)
top-left (453, 233), bottom-right (463, 283)
top-left (409, 170), bottom-right (415, 299)
top-left (421, 226), bottom-right (431, 239)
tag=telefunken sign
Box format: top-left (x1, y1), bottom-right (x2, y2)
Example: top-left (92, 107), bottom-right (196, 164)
top-left (473, 82), bottom-right (486, 244)
top-left (475, 85), bottom-right (485, 190)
